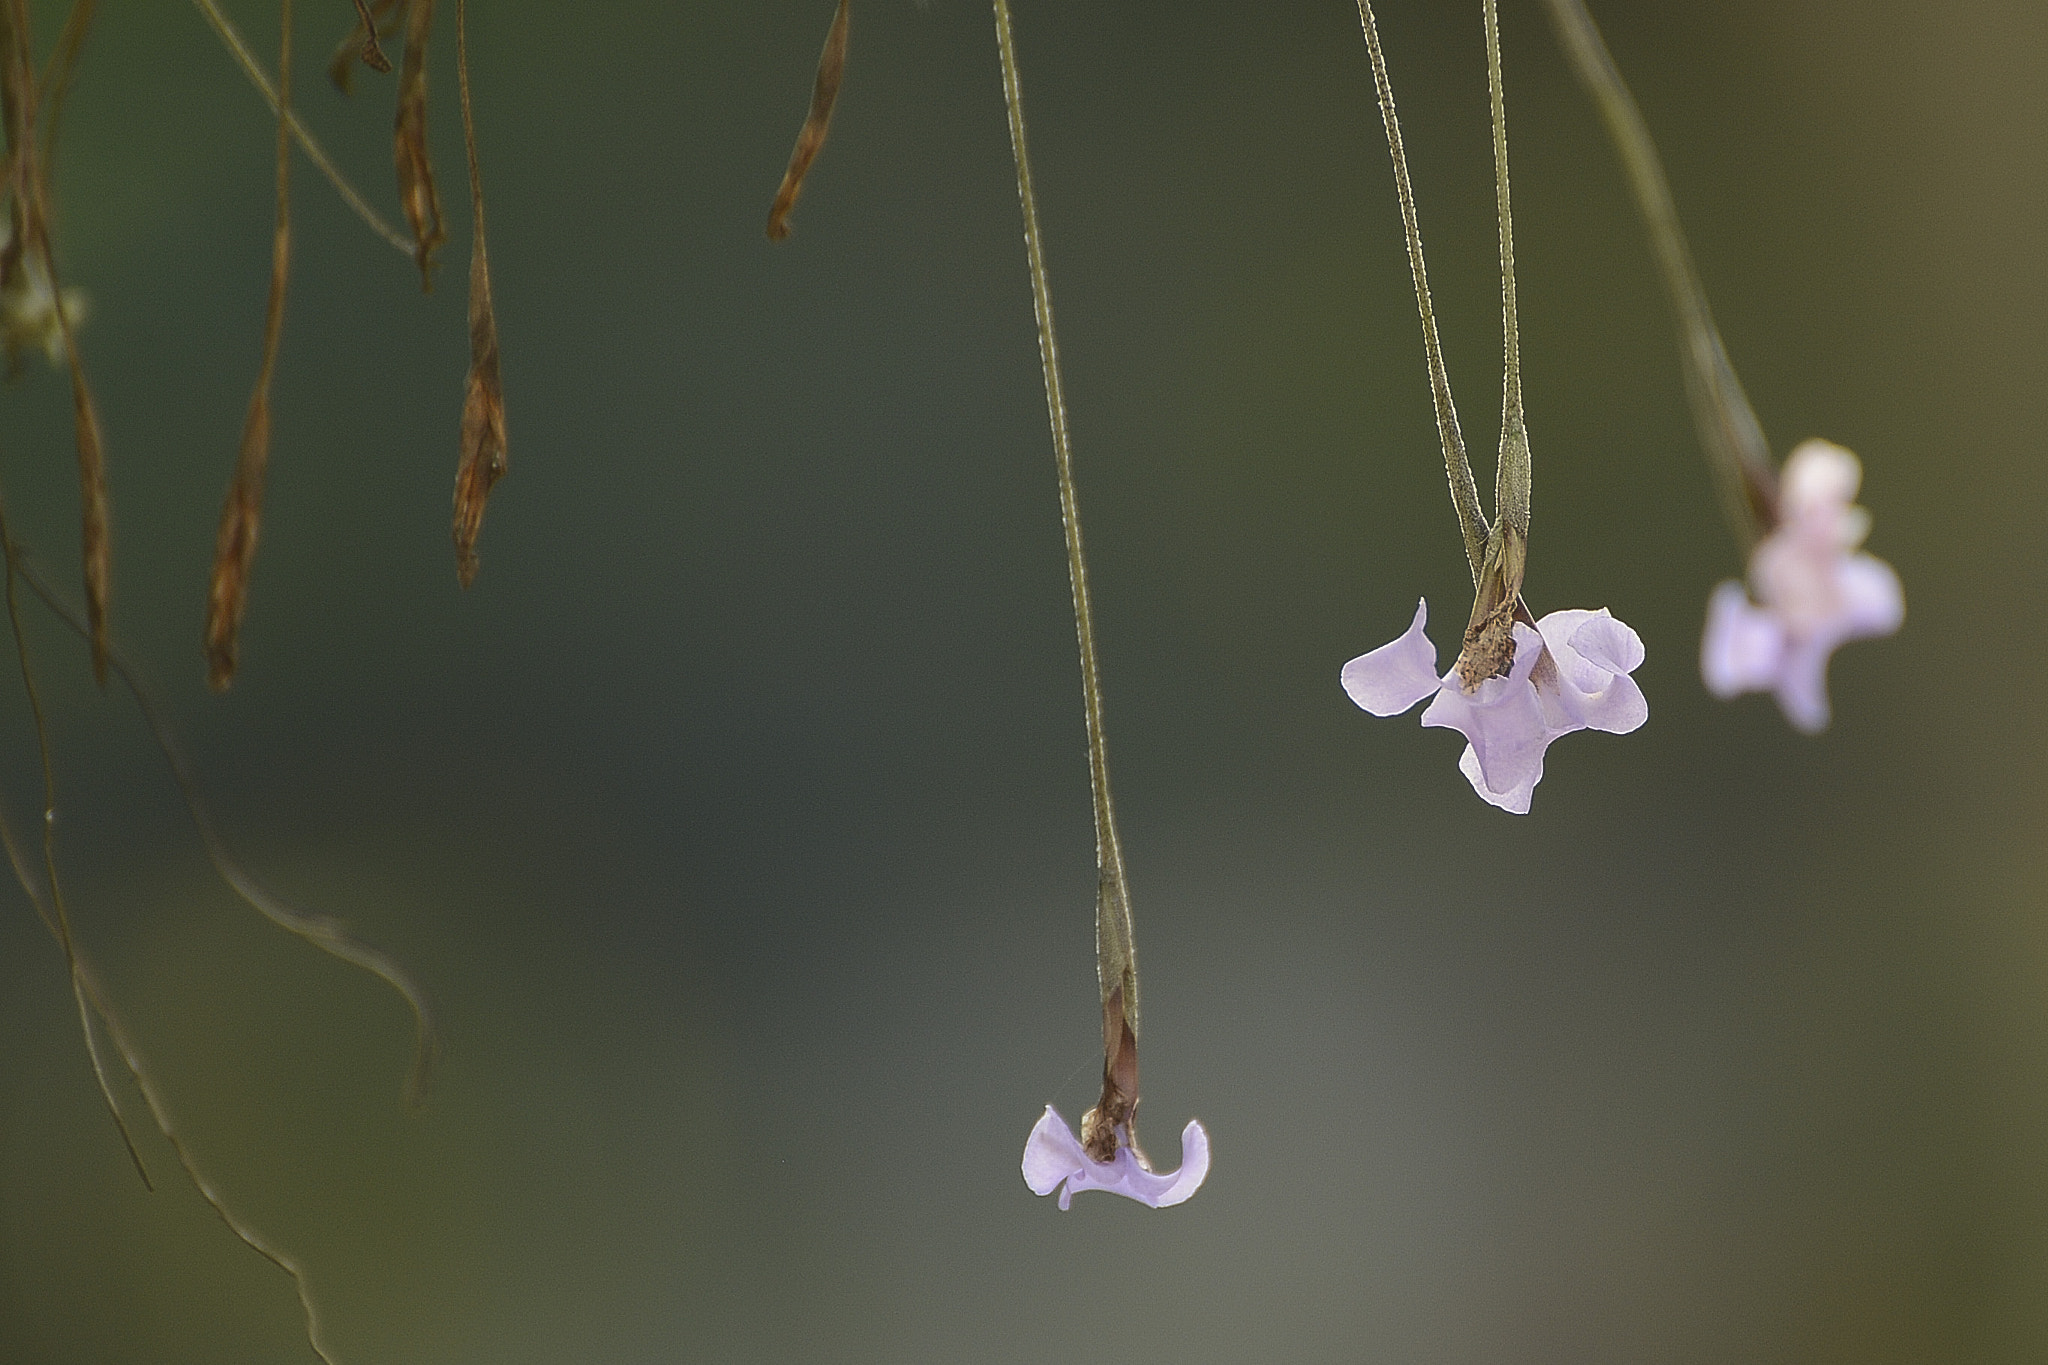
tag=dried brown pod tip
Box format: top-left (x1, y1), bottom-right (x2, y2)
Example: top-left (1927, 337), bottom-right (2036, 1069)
top-left (394, 0), bottom-right (445, 287)
top-left (338, 0), bottom-right (397, 86)
top-left (450, 0), bottom-right (503, 588)
top-left (205, 409), bottom-right (268, 692)
top-left (766, 0), bottom-right (851, 242)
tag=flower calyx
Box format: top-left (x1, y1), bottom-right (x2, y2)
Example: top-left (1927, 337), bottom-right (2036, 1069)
top-left (1455, 519), bottom-right (1528, 693)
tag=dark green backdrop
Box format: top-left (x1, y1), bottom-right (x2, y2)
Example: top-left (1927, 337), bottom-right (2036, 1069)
top-left (1, 1), bottom-right (2042, 1361)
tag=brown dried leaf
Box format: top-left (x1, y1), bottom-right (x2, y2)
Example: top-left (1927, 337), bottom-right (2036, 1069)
top-left (205, 399), bottom-right (268, 691)
top-left (766, 0), bottom-right (851, 242)
top-left (206, 0), bottom-right (294, 691)
top-left (69, 359), bottom-right (110, 682)
top-left (450, 0), bottom-right (503, 587)
top-left (393, 0), bottom-right (444, 287)
top-left (330, 0), bottom-right (397, 92)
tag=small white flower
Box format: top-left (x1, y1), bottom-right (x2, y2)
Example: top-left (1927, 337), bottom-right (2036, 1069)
top-left (1700, 440), bottom-right (1903, 732)
top-left (1021, 1105), bottom-right (1210, 1210)
top-left (1342, 598), bottom-right (1647, 813)
top-left (0, 238), bottom-right (87, 369)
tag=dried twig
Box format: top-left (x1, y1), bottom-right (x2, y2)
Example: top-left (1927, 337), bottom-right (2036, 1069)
top-left (204, 0), bottom-right (298, 691)
top-left (766, 0), bottom-right (851, 241)
top-left (450, 0), bottom-right (504, 587)
top-left (393, 0), bottom-right (445, 287)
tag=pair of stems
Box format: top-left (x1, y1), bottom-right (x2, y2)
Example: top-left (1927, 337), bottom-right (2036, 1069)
top-left (1355, 0), bottom-right (1529, 593)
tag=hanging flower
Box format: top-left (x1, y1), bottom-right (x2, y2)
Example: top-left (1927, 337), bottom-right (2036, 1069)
top-left (1021, 1105), bottom-right (1210, 1210)
top-left (1341, 598), bottom-right (1647, 813)
top-left (1700, 440), bottom-right (1902, 733)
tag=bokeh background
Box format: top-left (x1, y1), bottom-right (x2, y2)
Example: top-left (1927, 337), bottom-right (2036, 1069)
top-left (0, 0), bottom-right (2042, 1360)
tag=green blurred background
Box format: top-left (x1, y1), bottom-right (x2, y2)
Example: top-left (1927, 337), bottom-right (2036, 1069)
top-left (0, 0), bottom-right (2042, 1360)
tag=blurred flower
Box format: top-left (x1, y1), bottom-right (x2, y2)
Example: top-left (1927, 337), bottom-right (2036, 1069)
top-left (1021, 1105), bottom-right (1209, 1210)
top-left (1700, 440), bottom-right (1903, 733)
top-left (0, 237), bottom-right (87, 370)
top-left (1341, 598), bottom-right (1647, 813)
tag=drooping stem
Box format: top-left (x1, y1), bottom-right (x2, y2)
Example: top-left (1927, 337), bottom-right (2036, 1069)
top-left (0, 492), bottom-right (149, 1186)
top-left (1538, 0), bottom-right (1776, 549)
top-left (1355, 0), bottom-right (1489, 584)
top-left (1484, 0), bottom-right (1529, 539)
top-left (991, 0), bottom-right (1141, 1157)
top-left (188, 0), bottom-right (415, 260)
top-left (0, 792), bottom-right (340, 1365)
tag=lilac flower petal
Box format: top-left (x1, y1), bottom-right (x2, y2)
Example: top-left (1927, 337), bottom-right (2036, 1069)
top-left (1341, 598), bottom-right (1441, 716)
top-left (1022, 1106), bottom-right (1212, 1210)
top-left (1562, 611), bottom-right (1645, 677)
top-left (1835, 554), bottom-right (1904, 640)
top-left (1772, 636), bottom-right (1834, 735)
top-left (1022, 1105), bottom-right (1089, 1206)
top-left (1700, 581), bottom-right (1784, 699)
top-left (1424, 625), bottom-right (1550, 803)
top-left (1458, 743), bottom-right (1539, 814)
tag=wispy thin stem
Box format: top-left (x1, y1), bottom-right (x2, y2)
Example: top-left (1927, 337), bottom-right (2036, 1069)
top-left (19, 555), bottom-right (440, 1106)
top-left (188, 0), bottom-right (414, 260)
top-left (1538, 0), bottom-right (1776, 548)
top-left (1484, 0), bottom-right (1529, 538)
top-left (991, 0), bottom-right (1142, 1154)
top-left (0, 797), bottom-right (339, 1365)
top-left (0, 494), bottom-right (149, 1186)
top-left (1354, 0), bottom-right (1488, 583)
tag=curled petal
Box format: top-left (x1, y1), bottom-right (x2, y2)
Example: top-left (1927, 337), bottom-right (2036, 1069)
top-left (1021, 1106), bottom-right (1211, 1211)
top-left (1538, 611), bottom-right (1648, 736)
top-left (1341, 598), bottom-right (1440, 716)
top-left (1780, 439), bottom-right (1862, 521)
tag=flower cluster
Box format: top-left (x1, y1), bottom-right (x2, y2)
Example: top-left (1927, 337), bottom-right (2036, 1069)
top-left (1342, 599), bottom-right (1647, 813)
top-left (1700, 440), bottom-right (1902, 733)
top-left (1021, 1105), bottom-right (1210, 1210)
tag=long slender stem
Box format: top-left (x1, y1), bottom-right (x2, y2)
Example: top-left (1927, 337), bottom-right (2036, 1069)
top-left (1355, 0), bottom-right (1488, 583)
top-left (990, 0), bottom-right (1139, 1065)
top-left (1538, 0), bottom-right (1776, 548)
top-left (0, 799), bottom-right (339, 1365)
top-left (0, 495), bottom-right (149, 1185)
top-left (20, 556), bottom-right (440, 1105)
top-left (1484, 0), bottom-right (1529, 538)
top-left (188, 0), bottom-right (414, 260)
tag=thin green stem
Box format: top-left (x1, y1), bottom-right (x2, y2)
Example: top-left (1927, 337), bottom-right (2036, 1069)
top-left (1484, 0), bottom-right (1529, 538)
top-left (187, 0), bottom-right (414, 260)
top-left (1355, 0), bottom-right (1488, 584)
top-left (990, 0), bottom-right (1137, 1043)
top-left (1538, 0), bottom-right (1776, 548)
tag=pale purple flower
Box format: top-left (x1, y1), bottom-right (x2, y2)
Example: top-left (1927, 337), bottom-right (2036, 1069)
top-left (1021, 1105), bottom-right (1210, 1210)
top-left (1341, 598), bottom-right (1647, 814)
top-left (1700, 440), bottom-right (1903, 733)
